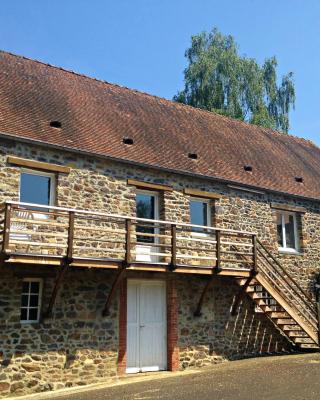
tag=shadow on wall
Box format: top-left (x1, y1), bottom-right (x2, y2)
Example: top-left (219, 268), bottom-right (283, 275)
top-left (177, 277), bottom-right (293, 369)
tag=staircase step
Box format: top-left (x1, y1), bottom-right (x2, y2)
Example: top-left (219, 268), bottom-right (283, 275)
top-left (283, 325), bottom-right (304, 331)
top-left (294, 338), bottom-right (316, 344)
top-left (276, 319), bottom-right (297, 325)
top-left (236, 278), bottom-right (258, 286)
top-left (268, 312), bottom-right (290, 319)
top-left (288, 332), bottom-right (309, 338)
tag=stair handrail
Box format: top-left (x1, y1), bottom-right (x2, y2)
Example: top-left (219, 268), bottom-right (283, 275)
top-left (257, 239), bottom-right (316, 305)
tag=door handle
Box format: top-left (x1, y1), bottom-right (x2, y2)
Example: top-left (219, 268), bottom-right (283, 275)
top-left (140, 325), bottom-right (145, 328)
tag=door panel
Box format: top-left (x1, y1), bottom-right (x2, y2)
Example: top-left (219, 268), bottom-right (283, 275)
top-left (126, 280), bottom-right (167, 373)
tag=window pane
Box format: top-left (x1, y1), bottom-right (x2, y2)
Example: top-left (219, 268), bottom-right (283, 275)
top-left (136, 194), bottom-right (156, 243)
top-left (284, 214), bottom-right (296, 249)
top-left (29, 295), bottom-right (39, 307)
top-left (277, 213), bottom-right (283, 247)
top-left (190, 201), bottom-right (208, 233)
top-left (21, 294), bottom-right (29, 307)
top-left (30, 282), bottom-right (40, 293)
top-left (20, 308), bottom-right (28, 321)
top-left (22, 281), bottom-right (30, 293)
top-left (28, 308), bottom-right (38, 321)
top-left (20, 173), bottom-right (51, 206)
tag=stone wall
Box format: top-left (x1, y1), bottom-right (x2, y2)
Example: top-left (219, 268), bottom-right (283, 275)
top-left (0, 265), bottom-right (119, 397)
top-left (0, 137), bottom-right (319, 397)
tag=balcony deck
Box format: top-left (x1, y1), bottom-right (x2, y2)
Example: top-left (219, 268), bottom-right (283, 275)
top-left (0, 201), bottom-right (257, 277)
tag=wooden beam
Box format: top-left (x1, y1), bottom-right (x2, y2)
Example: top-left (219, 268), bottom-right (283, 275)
top-left (102, 268), bottom-right (127, 316)
top-left (183, 188), bottom-right (222, 200)
top-left (127, 179), bottom-right (172, 191)
top-left (42, 258), bottom-right (70, 319)
top-left (194, 275), bottom-right (218, 317)
top-left (7, 156), bottom-right (71, 174)
top-left (270, 202), bottom-right (306, 214)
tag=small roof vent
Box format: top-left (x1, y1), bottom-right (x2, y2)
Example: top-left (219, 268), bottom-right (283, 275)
top-left (50, 121), bottom-right (62, 129)
top-left (123, 137), bottom-right (134, 145)
top-left (188, 153), bottom-right (198, 160)
top-left (295, 176), bottom-right (304, 183)
top-left (244, 165), bottom-right (253, 172)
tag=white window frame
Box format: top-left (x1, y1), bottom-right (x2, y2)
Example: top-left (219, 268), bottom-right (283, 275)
top-left (189, 197), bottom-right (211, 237)
top-left (20, 278), bottom-right (43, 324)
top-left (277, 211), bottom-right (300, 253)
top-left (19, 169), bottom-right (56, 206)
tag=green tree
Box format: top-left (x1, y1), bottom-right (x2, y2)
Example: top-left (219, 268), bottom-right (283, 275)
top-left (174, 28), bottom-right (295, 133)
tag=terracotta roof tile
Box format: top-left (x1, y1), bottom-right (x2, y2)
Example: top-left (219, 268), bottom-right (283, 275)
top-left (0, 51), bottom-right (320, 200)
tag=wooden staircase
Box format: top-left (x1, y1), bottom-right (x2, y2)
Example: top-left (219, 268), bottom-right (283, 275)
top-left (235, 240), bottom-right (319, 351)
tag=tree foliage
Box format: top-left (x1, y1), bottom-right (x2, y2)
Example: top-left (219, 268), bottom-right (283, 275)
top-left (174, 28), bottom-right (295, 133)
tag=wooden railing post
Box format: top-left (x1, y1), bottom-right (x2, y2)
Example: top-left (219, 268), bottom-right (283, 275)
top-left (252, 234), bottom-right (258, 274)
top-left (2, 203), bottom-right (11, 253)
top-left (125, 219), bottom-right (132, 266)
top-left (216, 230), bottom-right (221, 271)
top-left (67, 211), bottom-right (75, 261)
top-left (170, 224), bottom-right (177, 271)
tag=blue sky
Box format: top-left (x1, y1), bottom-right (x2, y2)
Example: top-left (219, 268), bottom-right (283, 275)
top-left (1, 0), bottom-right (319, 145)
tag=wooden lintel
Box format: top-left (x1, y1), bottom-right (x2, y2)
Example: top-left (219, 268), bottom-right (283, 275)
top-left (127, 179), bottom-right (172, 192)
top-left (7, 156), bottom-right (71, 174)
top-left (270, 202), bottom-right (306, 214)
top-left (183, 188), bottom-right (222, 200)
top-left (102, 268), bottom-right (127, 316)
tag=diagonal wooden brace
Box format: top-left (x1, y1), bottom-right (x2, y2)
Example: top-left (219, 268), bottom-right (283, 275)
top-left (43, 256), bottom-right (71, 319)
top-left (231, 275), bottom-right (256, 316)
top-left (102, 265), bottom-right (127, 317)
top-left (194, 276), bottom-right (218, 317)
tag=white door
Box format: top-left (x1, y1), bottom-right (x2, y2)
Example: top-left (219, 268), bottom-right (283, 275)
top-left (126, 280), bottom-right (167, 373)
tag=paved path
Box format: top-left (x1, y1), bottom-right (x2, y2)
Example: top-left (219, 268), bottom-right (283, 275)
top-left (27, 353), bottom-right (320, 400)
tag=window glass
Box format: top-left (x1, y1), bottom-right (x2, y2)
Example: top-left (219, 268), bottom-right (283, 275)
top-left (136, 193), bottom-right (156, 243)
top-left (20, 173), bottom-right (51, 205)
top-left (284, 214), bottom-right (296, 249)
top-left (190, 199), bottom-right (210, 234)
top-left (277, 213), bottom-right (283, 247)
top-left (190, 200), bottom-right (208, 226)
top-left (20, 279), bottom-right (42, 323)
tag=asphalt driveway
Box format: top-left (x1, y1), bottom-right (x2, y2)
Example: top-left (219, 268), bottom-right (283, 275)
top-left (22, 353), bottom-right (320, 400)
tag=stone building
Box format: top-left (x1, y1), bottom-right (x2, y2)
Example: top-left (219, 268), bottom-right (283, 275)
top-left (0, 51), bottom-right (319, 397)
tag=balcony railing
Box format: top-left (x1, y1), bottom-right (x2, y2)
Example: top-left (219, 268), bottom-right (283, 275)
top-left (0, 201), bottom-right (257, 272)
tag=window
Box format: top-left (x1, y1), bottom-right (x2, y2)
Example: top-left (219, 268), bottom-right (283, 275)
top-left (20, 278), bottom-right (43, 323)
top-left (20, 170), bottom-right (55, 207)
top-left (190, 198), bottom-right (211, 234)
top-left (136, 191), bottom-right (159, 243)
top-left (277, 211), bottom-right (299, 252)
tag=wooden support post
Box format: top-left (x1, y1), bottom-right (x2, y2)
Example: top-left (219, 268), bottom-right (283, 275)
top-left (317, 301), bottom-right (320, 349)
top-left (170, 224), bottom-right (177, 271)
top-left (101, 219), bottom-right (132, 317)
top-left (42, 211), bottom-right (75, 319)
top-left (252, 234), bottom-right (258, 274)
top-left (194, 278), bottom-right (215, 317)
top-left (2, 203), bottom-right (11, 254)
top-left (102, 268), bottom-right (127, 317)
top-left (125, 219), bottom-right (131, 266)
top-left (215, 230), bottom-right (221, 272)
top-left (231, 276), bottom-right (254, 316)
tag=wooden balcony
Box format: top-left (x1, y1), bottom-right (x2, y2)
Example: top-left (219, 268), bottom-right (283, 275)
top-left (0, 201), bottom-right (257, 277)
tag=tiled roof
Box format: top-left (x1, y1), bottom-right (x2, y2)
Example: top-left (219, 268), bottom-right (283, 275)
top-left (0, 50), bottom-right (320, 200)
